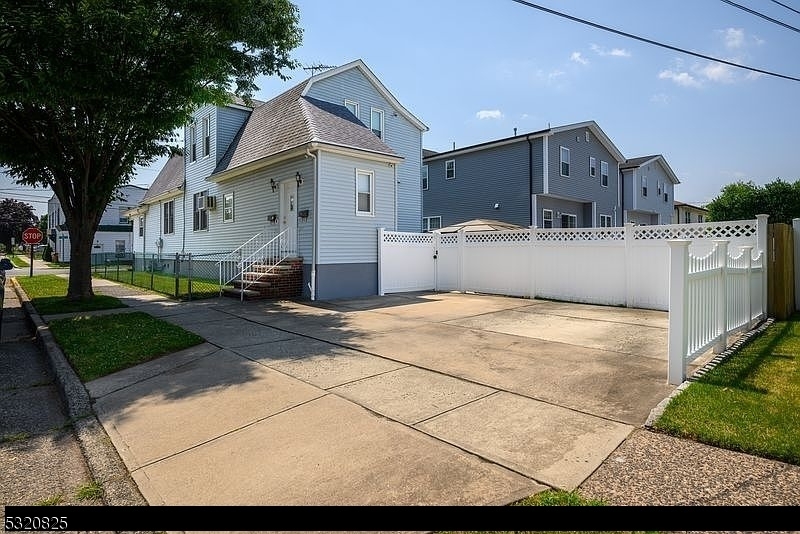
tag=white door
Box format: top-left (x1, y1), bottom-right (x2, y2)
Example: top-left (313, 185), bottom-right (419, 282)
top-left (280, 180), bottom-right (298, 254)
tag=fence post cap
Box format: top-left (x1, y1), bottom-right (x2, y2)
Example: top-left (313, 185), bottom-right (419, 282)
top-left (666, 239), bottom-right (691, 247)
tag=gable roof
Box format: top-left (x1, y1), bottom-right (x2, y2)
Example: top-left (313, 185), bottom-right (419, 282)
top-left (213, 60), bottom-right (421, 178)
top-left (422, 120), bottom-right (625, 163)
top-left (621, 154), bottom-right (681, 184)
top-left (141, 153), bottom-right (184, 204)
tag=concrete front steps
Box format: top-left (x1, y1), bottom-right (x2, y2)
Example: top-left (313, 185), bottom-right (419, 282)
top-left (221, 257), bottom-right (304, 300)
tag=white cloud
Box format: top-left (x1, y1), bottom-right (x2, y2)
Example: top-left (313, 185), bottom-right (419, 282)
top-left (720, 28), bottom-right (745, 49)
top-left (547, 69), bottom-right (565, 82)
top-left (658, 69), bottom-right (702, 88)
top-left (650, 93), bottom-right (670, 104)
top-left (590, 43), bottom-right (631, 57)
top-left (700, 62), bottom-right (735, 83)
top-left (476, 109), bottom-right (503, 120)
top-left (570, 52), bottom-right (588, 65)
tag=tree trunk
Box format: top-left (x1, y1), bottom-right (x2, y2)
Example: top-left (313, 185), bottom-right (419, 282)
top-left (66, 218), bottom-right (97, 300)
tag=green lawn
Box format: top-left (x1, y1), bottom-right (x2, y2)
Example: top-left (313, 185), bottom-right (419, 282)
top-left (653, 314), bottom-right (800, 465)
top-left (93, 269), bottom-right (219, 300)
top-left (13, 274), bottom-right (126, 314)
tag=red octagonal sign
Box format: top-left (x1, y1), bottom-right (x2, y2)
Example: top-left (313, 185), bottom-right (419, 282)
top-left (22, 227), bottom-right (43, 245)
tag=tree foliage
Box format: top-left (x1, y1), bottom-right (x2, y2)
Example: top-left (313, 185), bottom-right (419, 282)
top-left (0, 0), bottom-right (302, 299)
top-left (705, 179), bottom-right (800, 224)
top-left (0, 198), bottom-right (38, 252)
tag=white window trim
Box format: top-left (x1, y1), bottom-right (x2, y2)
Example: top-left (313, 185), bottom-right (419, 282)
top-left (189, 122), bottom-right (197, 163)
top-left (355, 169), bottom-right (374, 216)
top-left (223, 192), bottom-right (234, 223)
top-left (422, 165), bottom-right (429, 190)
top-left (560, 146), bottom-right (570, 177)
top-left (561, 213), bottom-right (577, 228)
top-left (344, 99), bottom-right (359, 119)
top-left (642, 176), bottom-right (648, 197)
top-left (370, 108), bottom-right (384, 139)
top-left (542, 208), bottom-right (553, 228)
top-left (601, 160), bottom-right (609, 187)
top-left (590, 156), bottom-right (596, 177)
top-left (163, 200), bottom-right (175, 235)
top-left (202, 116), bottom-right (210, 158)
top-left (423, 216), bottom-right (441, 232)
top-left (445, 159), bottom-right (456, 180)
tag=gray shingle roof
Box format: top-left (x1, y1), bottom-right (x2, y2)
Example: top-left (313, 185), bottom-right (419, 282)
top-left (141, 153), bottom-right (184, 202)
top-left (214, 79), bottom-right (398, 175)
top-left (621, 155), bottom-right (661, 169)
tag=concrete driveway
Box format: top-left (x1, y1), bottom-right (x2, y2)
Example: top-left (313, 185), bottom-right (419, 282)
top-left (86, 290), bottom-right (702, 506)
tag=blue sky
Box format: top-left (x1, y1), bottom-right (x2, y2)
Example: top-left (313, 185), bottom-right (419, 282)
top-left (6, 0), bottom-right (799, 216)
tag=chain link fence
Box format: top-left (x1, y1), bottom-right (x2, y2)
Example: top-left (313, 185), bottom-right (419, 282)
top-left (91, 252), bottom-right (229, 301)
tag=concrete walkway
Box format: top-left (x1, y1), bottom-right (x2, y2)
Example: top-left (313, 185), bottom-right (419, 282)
top-left (74, 280), bottom-right (705, 506)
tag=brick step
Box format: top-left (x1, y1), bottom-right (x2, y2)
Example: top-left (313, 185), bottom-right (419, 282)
top-left (223, 258), bottom-right (303, 300)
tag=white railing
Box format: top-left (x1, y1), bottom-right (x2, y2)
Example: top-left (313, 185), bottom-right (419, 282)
top-left (218, 228), bottom-right (297, 300)
top-left (667, 239), bottom-right (766, 385)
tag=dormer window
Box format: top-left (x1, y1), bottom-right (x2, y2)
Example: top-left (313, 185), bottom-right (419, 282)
top-left (371, 108), bottom-right (384, 139)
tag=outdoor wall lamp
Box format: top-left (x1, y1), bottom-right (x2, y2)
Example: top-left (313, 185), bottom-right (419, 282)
top-left (296, 171), bottom-right (303, 186)
top-left (270, 178), bottom-right (278, 192)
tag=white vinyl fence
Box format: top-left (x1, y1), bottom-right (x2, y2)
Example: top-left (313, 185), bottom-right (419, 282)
top-left (378, 215), bottom-right (769, 384)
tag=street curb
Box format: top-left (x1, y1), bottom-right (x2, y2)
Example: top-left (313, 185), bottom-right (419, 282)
top-left (9, 277), bottom-right (148, 507)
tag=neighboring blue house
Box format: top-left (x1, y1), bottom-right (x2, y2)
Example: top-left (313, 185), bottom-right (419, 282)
top-left (422, 121), bottom-right (627, 230)
top-left (620, 155), bottom-right (680, 225)
top-left (130, 59), bottom-right (428, 300)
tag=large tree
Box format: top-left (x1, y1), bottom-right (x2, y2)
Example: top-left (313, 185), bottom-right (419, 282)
top-left (0, 198), bottom-right (38, 253)
top-left (706, 178), bottom-right (800, 224)
top-left (0, 0), bottom-right (302, 300)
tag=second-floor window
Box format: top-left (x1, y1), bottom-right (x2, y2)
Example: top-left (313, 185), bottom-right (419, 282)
top-left (163, 200), bottom-right (174, 234)
top-left (345, 99), bottom-right (359, 119)
top-left (421, 165), bottom-right (429, 190)
top-left (601, 161), bottom-right (609, 187)
top-left (193, 191), bottom-right (208, 230)
top-left (641, 176), bottom-right (648, 197)
top-left (190, 123), bottom-right (197, 162)
top-left (370, 108), bottom-right (384, 139)
top-left (445, 160), bottom-right (455, 180)
top-left (590, 157), bottom-right (596, 177)
top-left (202, 117), bottom-right (210, 158)
top-left (560, 147), bottom-right (570, 176)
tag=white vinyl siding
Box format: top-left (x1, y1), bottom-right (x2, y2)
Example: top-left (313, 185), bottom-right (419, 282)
top-left (356, 169), bottom-right (374, 216)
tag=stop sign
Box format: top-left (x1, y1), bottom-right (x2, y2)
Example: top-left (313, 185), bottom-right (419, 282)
top-left (22, 227), bottom-right (43, 245)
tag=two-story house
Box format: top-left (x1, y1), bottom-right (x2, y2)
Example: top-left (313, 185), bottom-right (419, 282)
top-left (673, 201), bottom-right (708, 224)
top-left (620, 155), bottom-right (680, 225)
top-left (422, 121), bottom-right (626, 230)
top-left (47, 184), bottom-right (146, 263)
top-left (130, 59), bottom-right (428, 300)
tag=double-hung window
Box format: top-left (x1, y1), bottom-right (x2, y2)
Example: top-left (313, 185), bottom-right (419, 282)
top-left (560, 147), bottom-right (570, 176)
top-left (370, 108), bottom-right (384, 139)
top-left (542, 209), bottom-right (553, 228)
top-left (356, 170), bottom-right (374, 216)
top-left (421, 165), bottom-right (429, 190)
top-left (445, 160), bottom-right (455, 180)
top-left (641, 176), bottom-right (648, 197)
top-left (223, 193), bottom-right (234, 222)
top-left (193, 191), bottom-right (208, 230)
top-left (601, 161), bottom-right (609, 187)
top-left (189, 122), bottom-right (197, 162)
top-left (138, 216), bottom-right (144, 237)
top-left (600, 214), bottom-right (612, 227)
top-left (590, 157), bottom-right (596, 177)
top-left (202, 117), bottom-right (210, 158)
top-left (163, 200), bottom-right (174, 234)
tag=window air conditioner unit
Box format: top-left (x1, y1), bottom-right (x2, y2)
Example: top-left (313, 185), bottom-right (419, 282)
top-left (203, 195), bottom-right (217, 210)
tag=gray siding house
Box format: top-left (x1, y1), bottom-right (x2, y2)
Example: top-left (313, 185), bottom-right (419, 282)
top-left (130, 59), bottom-right (428, 300)
top-left (422, 121), bottom-right (627, 230)
top-left (621, 155), bottom-right (680, 225)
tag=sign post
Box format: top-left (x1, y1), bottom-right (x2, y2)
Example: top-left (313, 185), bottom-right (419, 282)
top-left (22, 227), bottom-right (43, 277)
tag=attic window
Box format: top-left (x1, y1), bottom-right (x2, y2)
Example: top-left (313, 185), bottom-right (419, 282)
top-left (371, 108), bottom-right (384, 139)
top-left (345, 99), bottom-right (359, 119)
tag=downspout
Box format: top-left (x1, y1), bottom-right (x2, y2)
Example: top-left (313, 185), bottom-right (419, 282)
top-left (393, 162), bottom-right (398, 230)
top-left (181, 179), bottom-right (187, 253)
top-left (306, 148), bottom-right (319, 300)
top-left (527, 134), bottom-right (533, 226)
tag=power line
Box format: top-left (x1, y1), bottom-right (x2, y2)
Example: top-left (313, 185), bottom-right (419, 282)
top-left (509, 0), bottom-right (800, 83)
top-left (720, 0), bottom-right (800, 33)
top-left (769, 0), bottom-right (800, 16)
